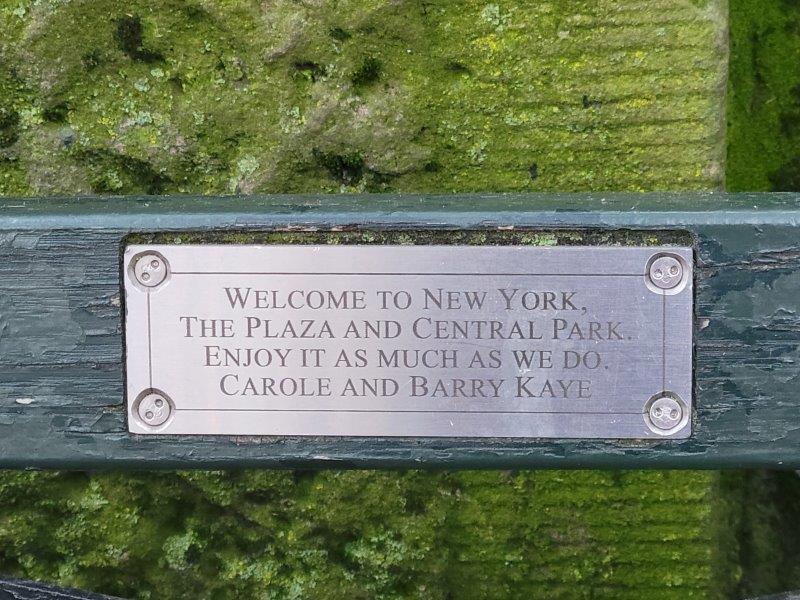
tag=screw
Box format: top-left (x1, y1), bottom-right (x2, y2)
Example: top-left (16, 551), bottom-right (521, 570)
top-left (646, 395), bottom-right (685, 433)
top-left (132, 252), bottom-right (169, 288)
top-left (647, 255), bottom-right (684, 290)
top-left (136, 392), bottom-right (172, 427)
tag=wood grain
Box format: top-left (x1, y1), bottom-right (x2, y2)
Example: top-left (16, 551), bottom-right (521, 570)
top-left (0, 193), bottom-right (797, 469)
top-left (0, 577), bottom-right (122, 599)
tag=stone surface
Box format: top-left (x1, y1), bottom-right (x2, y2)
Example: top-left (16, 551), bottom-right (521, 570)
top-left (0, 0), bottom-right (726, 195)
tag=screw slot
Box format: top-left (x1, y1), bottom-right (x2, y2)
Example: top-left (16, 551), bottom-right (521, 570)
top-left (644, 253), bottom-right (689, 295)
top-left (644, 392), bottom-right (688, 436)
top-left (130, 251), bottom-right (170, 289)
top-left (133, 390), bottom-right (174, 429)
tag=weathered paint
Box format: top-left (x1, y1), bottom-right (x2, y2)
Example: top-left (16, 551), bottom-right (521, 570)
top-left (0, 577), bottom-right (120, 600)
top-left (0, 193), bottom-right (798, 469)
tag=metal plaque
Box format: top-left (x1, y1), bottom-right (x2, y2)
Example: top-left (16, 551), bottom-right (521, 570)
top-left (123, 244), bottom-right (693, 439)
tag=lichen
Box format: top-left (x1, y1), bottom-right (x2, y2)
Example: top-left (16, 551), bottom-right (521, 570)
top-left (127, 228), bottom-right (693, 248)
top-left (0, 469), bottom-right (726, 599)
top-left (0, 1), bottom-right (735, 598)
top-left (0, 0), bottom-right (725, 196)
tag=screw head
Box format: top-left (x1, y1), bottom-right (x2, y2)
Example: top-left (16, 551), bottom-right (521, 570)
top-left (132, 252), bottom-right (169, 288)
top-left (135, 392), bottom-right (172, 427)
top-left (647, 255), bottom-right (684, 290)
top-left (645, 393), bottom-right (688, 435)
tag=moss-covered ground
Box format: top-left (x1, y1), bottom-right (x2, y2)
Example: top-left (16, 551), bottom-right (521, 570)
top-left (0, 470), bottom-right (730, 599)
top-left (0, 0), bottom-right (725, 195)
top-left (0, 0), bottom-right (782, 598)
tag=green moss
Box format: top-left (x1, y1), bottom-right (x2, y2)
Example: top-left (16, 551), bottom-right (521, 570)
top-left (311, 148), bottom-right (366, 185)
top-left (4, 227), bottom-right (724, 600)
top-left (0, 0), bottom-right (725, 195)
top-left (351, 56), bottom-right (382, 87)
top-left (113, 15), bottom-right (165, 64)
top-left (0, 470), bottom-right (728, 599)
top-left (329, 26), bottom-right (352, 43)
top-left (128, 229), bottom-right (693, 248)
top-left (443, 471), bottom-right (725, 599)
top-left (0, 107), bottom-right (19, 148)
top-left (714, 471), bottom-right (800, 598)
top-left (0, 1), bottom-right (735, 598)
top-left (727, 0), bottom-right (800, 191)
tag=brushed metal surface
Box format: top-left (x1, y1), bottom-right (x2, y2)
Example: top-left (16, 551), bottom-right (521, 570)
top-left (123, 245), bottom-right (693, 439)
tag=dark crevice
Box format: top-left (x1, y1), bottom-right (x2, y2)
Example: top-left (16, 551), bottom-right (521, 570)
top-left (293, 61), bottom-right (325, 82)
top-left (329, 26), bottom-right (351, 42)
top-left (351, 57), bottom-right (382, 87)
top-left (114, 15), bottom-right (164, 63)
top-left (73, 149), bottom-right (171, 194)
top-left (42, 101), bottom-right (69, 123)
top-left (312, 148), bottom-right (365, 184)
top-left (0, 108), bottom-right (19, 148)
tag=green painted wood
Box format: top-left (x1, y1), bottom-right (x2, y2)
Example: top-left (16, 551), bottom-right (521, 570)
top-left (0, 578), bottom-right (122, 600)
top-left (0, 192), bottom-right (798, 469)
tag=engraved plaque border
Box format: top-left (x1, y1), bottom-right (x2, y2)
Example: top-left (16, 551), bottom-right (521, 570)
top-left (123, 244), bottom-right (694, 439)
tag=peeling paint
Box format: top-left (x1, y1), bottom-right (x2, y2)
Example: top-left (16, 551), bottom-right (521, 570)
top-left (0, 194), bottom-right (796, 469)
